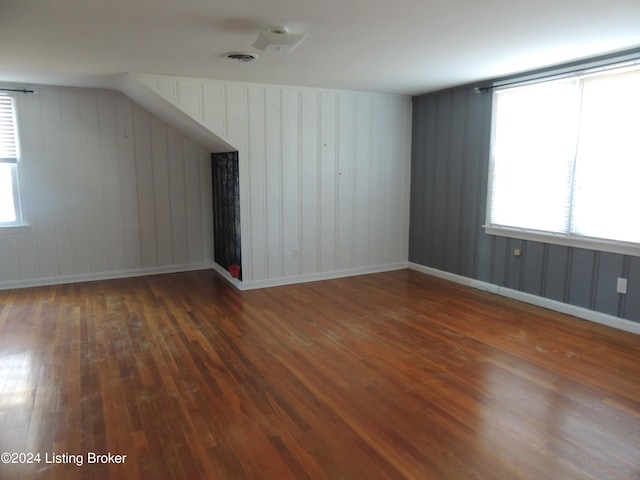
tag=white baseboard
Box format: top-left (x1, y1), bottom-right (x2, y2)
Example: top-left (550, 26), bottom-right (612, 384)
top-left (408, 262), bottom-right (640, 335)
top-left (211, 262), bottom-right (245, 289)
top-left (220, 262), bottom-right (409, 291)
top-left (0, 263), bottom-right (213, 291)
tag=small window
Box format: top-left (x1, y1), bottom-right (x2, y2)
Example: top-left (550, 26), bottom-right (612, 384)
top-left (0, 94), bottom-right (23, 226)
top-left (485, 61), bottom-right (640, 256)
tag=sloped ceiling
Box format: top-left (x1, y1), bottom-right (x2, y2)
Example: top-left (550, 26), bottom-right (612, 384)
top-left (1, 0), bottom-right (640, 95)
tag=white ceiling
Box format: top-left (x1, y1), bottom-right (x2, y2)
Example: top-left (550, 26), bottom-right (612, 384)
top-left (1, 0), bottom-right (640, 96)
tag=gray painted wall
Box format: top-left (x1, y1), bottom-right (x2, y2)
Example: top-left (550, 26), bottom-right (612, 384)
top-left (409, 85), bottom-right (640, 324)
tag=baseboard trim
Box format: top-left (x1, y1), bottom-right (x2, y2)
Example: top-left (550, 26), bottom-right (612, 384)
top-left (211, 262), bottom-right (245, 289)
top-left (222, 262), bottom-right (409, 291)
top-left (0, 263), bottom-right (213, 291)
top-left (408, 262), bottom-right (640, 335)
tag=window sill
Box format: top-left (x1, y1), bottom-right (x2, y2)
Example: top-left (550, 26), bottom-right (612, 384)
top-left (484, 225), bottom-right (640, 258)
top-left (0, 224), bottom-right (32, 234)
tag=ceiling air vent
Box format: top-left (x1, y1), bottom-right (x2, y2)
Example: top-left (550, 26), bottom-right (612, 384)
top-left (225, 52), bottom-right (258, 62)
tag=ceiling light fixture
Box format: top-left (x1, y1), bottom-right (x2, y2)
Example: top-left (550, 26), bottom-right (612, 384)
top-left (252, 26), bottom-right (307, 53)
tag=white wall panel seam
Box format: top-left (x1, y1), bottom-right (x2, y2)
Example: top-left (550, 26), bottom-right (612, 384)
top-left (278, 88), bottom-right (285, 279)
top-left (318, 91), bottom-right (323, 273)
top-left (350, 97), bottom-right (357, 269)
top-left (297, 90), bottom-right (303, 276)
top-left (334, 94), bottom-right (340, 271)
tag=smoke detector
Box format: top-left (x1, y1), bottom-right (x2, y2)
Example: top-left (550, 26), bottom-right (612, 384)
top-left (252, 26), bottom-right (307, 53)
top-left (225, 52), bottom-right (259, 62)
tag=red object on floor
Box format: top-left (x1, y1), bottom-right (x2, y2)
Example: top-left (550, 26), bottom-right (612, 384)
top-left (228, 264), bottom-right (241, 278)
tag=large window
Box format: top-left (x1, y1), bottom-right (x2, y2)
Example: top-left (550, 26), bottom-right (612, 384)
top-left (0, 93), bottom-right (23, 226)
top-left (486, 61), bottom-right (640, 256)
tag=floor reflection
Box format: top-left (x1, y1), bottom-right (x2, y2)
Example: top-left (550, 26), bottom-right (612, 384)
top-left (473, 358), bottom-right (640, 479)
top-left (0, 352), bottom-right (33, 408)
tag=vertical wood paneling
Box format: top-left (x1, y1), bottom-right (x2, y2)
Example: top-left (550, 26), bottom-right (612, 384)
top-left (247, 86), bottom-right (267, 280)
top-left (490, 236), bottom-right (507, 287)
top-left (336, 93), bottom-right (355, 270)
top-left (0, 236), bottom-right (17, 282)
top-left (567, 248), bottom-right (595, 309)
top-left (202, 83), bottom-right (226, 139)
top-left (445, 90), bottom-right (466, 274)
top-left (114, 95), bottom-right (142, 270)
top-left (300, 90), bottom-right (320, 275)
top-left (135, 75), bottom-right (412, 284)
top-left (408, 98), bottom-right (428, 265)
top-left (506, 238), bottom-right (523, 290)
top-left (522, 241), bottom-right (544, 296)
top-left (156, 78), bottom-right (177, 103)
top-left (353, 95), bottom-right (372, 269)
top-left (368, 97), bottom-right (386, 265)
top-left (411, 84), bottom-right (640, 324)
top-left (224, 85), bottom-right (249, 151)
top-left (132, 105), bottom-right (159, 268)
top-left (167, 127), bottom-right (188, 266)
top-left (422, 96), bottom-right (439, 270)
top-left (459, 91), bottom-right (484, 278)
top-left (13, 231), bottom-right (37, 279)
top-left (432, 94), bottom-right (451, 272)
top-left (35, 92), bottom-right (63, 277)
top-left (281, 90), bottom-right (301, 277)
top-left (150, 115), bottom-right (173, 266)
top-left (56, 92), bottom-right (81, 275)
top-left (78, 92), bottom-right (107, 273)
top-left (185, 138), bottom-right (207, 263)
top-left (594, 252), bottom-right (624, 316)
top-left (319, 92), bottom-right (337, 273)
top-left (626, 256), bottom-right (640, 321)
top-left (198, 148), bottom-right (213, 263)
top-left (265, 87), bottom-right (283, 278)
top-left (543, 245), bottom-right (570, 302)
top-left (473, 96), bottom-right (493, 284)
top-left (0, 86), bottom-right (212, 289)
top-left (176, 80), bottom-right (202, 122)
top-left (383, 96), bottom-right (410, 263)
top-left (97, 93), bottom-right (125, 271)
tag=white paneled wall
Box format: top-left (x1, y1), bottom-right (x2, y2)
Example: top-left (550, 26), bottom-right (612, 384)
top-left (134, 74), bottom-right (412, 286)
top-left (0, 86), bottom-right (212, 289)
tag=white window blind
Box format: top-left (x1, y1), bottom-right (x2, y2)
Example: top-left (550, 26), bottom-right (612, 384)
top-left (486, 62), bottom-right (640, 255)
top-left (0, 95), bottom-right (19, 163)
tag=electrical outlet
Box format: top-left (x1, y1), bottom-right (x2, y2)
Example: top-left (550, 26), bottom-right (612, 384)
top-left (617, 277), bottom-right (627, 294)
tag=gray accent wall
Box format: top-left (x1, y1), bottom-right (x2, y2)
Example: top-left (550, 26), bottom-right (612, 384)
top-left (409, 84), bottom-right (640, 324)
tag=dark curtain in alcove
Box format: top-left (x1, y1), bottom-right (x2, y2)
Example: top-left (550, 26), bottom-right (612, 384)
top-left (212, 151), bottom-right (242, 279)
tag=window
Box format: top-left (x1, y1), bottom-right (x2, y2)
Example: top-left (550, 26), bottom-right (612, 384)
top-left (0, 93), bottom-right (23, 226)
top-left (486, 61), bottom-right (640, 256)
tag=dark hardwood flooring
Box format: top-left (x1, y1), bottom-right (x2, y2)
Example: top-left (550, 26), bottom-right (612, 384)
top-left (0, 269), bottom-right (639, 479)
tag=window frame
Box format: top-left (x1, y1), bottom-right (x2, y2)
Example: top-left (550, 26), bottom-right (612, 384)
top-left (0, 92), bottom-right (25, 228)
top-left (484, 57), bottom-right (640, 258)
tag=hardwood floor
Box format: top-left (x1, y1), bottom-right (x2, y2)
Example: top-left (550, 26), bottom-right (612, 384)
top-left (0, 269), bottom-right (639, 479)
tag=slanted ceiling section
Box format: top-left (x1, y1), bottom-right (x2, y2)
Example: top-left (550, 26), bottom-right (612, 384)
top-left (118, 74), bottom-right (234, 153)
top-left (127, 73), bottom-right (413, 287)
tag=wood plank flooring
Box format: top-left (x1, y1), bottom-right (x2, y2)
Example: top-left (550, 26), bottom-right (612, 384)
top-left (0, 269), bottom-right (639, 479)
